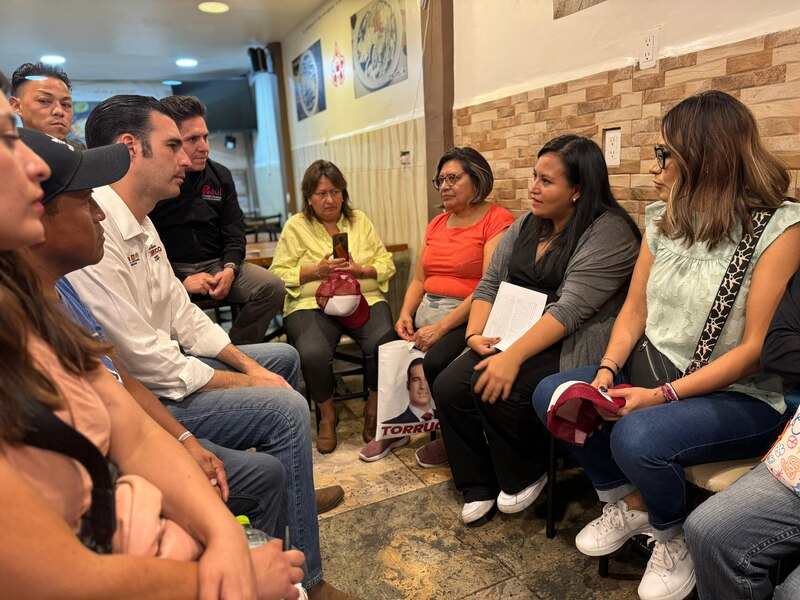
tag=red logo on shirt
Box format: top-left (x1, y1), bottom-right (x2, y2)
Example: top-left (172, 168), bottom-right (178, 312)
top-left (148, 244), bottom-right (163, 261)
top-left (201, 185), bottom-right (222, 202)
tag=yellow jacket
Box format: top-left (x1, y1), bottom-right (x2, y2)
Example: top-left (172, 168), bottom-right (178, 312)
top-left (271, 209), bottom-right (396, 316)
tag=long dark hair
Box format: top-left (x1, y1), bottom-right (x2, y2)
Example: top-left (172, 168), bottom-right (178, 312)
top-left (531, 135), bottom-right (639, 275)
top-left (0, 250), bottom-right (108, 440)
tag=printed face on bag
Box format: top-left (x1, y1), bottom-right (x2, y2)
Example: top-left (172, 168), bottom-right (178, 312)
top-left (406, 362), bottom-right (432, 411)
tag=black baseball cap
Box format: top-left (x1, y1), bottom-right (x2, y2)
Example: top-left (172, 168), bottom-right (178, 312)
top-left (18, 128), bottom-right (130, 204)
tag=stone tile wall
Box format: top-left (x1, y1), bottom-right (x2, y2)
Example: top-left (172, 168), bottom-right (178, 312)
top-left (454, 28), bottom-right (800, 225)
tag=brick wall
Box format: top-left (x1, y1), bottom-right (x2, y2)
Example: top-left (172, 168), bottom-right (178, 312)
top-left (454, 28), bottom-right (800, 225)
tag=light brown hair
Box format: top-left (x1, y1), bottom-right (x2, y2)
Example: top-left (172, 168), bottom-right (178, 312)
top-left (659, 90), bottom-right (792, 248)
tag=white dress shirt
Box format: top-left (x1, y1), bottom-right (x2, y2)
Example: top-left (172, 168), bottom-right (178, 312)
top-left (66, 185), bottom-right (231, 399)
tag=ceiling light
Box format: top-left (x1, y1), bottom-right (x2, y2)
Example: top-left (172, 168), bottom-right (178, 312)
top-left (162, 80), bottom-right (182, 86)
top-left (176, 58), bottom-right (198, 68)
top-left (40, 55), bottom-right (66, 65)
top-left (198, 2), bottom-right (230, 14)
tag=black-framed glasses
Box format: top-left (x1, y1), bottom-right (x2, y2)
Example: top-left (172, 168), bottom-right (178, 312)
top-left (432, 172), bottom-right (465, 190)
top-left (654, 145), bottom-right (671, 170)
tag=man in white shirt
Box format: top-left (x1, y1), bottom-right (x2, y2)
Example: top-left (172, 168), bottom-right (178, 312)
top-left (66, 95), bottom-right (353, 599)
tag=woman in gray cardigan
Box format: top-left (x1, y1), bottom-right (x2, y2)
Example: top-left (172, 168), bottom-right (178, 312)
top-left (432, 135), bottom-right (640, 525)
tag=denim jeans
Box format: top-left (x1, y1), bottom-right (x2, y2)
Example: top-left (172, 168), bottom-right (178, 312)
top-left (533, 365), bottom-right (788, 542)
top-left (685, 463), bottom-right (800, 600)
top-left (197, 438), bottom-right (286, 536)
top-left (163, 343), bottom-right (322, 587)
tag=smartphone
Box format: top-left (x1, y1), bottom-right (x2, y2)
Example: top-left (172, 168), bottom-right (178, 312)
top-left (332, 232), bottom-right (349, 260)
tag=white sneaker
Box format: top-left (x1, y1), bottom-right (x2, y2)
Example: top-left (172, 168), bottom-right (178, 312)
top-left (461, 499), bottom-right (495, 524)
top-left (575, 500), bottom-right (651, 556)
top-left (638, 534), bottom-right (695, 600)
top-left (497, 473), bottom-right (548, 514)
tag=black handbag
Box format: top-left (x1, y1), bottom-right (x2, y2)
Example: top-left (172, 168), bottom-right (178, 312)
top-left (624, 209), bottom-right (774, 387)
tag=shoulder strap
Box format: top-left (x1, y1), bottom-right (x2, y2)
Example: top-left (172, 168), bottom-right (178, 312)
top-left (685, 209), bottom-right (775, 374)
top-left (22, 399), bottom-right (116, 554)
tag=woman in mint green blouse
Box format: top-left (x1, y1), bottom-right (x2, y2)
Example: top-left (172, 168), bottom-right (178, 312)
top-left (533, 91), bottom-right (800, 600)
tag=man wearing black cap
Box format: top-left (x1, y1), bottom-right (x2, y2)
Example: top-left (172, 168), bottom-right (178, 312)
top-left (21, 127), bottom-right (288, 542)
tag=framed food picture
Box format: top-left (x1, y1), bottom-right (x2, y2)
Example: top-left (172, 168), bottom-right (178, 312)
top-left (351, 0), bottom-right (408, 98)
top-left (292, 39), bottom-right (327, 121)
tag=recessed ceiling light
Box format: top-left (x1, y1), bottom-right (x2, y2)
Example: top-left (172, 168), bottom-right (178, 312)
top-left (176, 58), bottom-right (198, 68)
top-left (40, 55), bottom-right (66, 65)
top-left (198, 2), bottom-right (230, 14)
top-left (162, 80), bottom-right (183, 86)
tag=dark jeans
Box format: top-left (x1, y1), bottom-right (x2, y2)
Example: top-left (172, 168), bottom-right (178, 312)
top-left (434, 344), bottom-right (560, 502)
top-left (284, 302), bottom-right (393, 404)
top-left (532, 365), bottom-right (789, 541)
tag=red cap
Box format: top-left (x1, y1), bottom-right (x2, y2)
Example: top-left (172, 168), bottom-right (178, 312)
top-left (547, 381), bottom-right (628, 447)
top-left (315, 273), bottom-right (370, 329)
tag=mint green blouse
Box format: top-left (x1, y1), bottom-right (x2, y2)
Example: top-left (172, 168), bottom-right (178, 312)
top-left (644, 200), bottom-right (800, 412)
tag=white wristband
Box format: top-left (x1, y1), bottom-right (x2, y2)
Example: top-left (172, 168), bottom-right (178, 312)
top-left (178, 431), bottom-right (194, 443)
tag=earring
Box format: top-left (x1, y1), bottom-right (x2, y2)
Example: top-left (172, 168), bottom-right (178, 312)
top-left (572, 196), bottom-right (580, 204)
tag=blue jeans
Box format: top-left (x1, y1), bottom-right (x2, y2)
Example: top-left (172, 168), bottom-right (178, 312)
top-left (163, 343), bottom-right (322, 587)
top-left (533, 365), bottom-right (788, 542)
top-left (197, 438), bottom-right (286, 536)
top-left (686, 463), bottom-right (800, 600)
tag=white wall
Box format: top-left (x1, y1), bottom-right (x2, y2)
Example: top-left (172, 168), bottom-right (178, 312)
top-left (281, 0), bottom-right (425, 149)
top-left (454, 0), bottom-right (800, 108)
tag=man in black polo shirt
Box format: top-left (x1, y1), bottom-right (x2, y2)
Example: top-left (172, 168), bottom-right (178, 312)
top-left (151, 95), bottom-right (285, 345)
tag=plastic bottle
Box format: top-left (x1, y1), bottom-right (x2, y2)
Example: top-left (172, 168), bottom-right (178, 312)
top-left (236, 515), bottom-right (308, 599)
top-left (236, 515), bottom-right (269, 547)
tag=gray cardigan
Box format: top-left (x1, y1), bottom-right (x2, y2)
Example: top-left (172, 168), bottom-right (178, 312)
top-left (473, 211), bottom-right (640, 371)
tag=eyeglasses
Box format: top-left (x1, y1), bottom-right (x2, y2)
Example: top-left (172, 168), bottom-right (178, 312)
top-left (432, 172), bottom-right (465, 191)
top-left (654, 145), bottom-right (671, 170)
top-left (312, 189), bottom-right (342, 200)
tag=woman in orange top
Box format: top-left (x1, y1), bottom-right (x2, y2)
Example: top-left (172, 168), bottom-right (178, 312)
top-left (360, 147), bottom-right (514, 463)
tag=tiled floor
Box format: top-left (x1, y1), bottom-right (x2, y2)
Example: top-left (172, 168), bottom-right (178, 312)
top-left (311, 398), bottom-right (656, 600)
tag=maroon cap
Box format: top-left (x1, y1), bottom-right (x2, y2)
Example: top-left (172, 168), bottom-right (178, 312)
top-left (315, 272), bottom-right (370, 329)
top-left (547, 381), bottom-right (628, 447)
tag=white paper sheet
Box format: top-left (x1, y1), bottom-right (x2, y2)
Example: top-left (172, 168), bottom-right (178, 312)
top-left (483, 281), bottom-right (548, 351)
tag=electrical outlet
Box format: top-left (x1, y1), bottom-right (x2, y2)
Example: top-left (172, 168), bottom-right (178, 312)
top-left (639, 27), bottom-right (659, 69)
top-left (604, 128), bottom-right (621, 167)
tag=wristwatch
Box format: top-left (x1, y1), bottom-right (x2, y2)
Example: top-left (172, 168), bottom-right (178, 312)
top-left (223, 262), bottom-right (239, 276)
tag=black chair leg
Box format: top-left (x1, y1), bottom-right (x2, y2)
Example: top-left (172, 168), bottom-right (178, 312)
top-left (546, 434), bottom-right (557, 539)
top-left (599, 555), bottom-right (609, 578)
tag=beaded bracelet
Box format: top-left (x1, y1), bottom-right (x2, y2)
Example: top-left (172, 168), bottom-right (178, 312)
top-left (660, 383), bottom-right (680, 403)
top-left (596, 365), bottom-right (617, 378)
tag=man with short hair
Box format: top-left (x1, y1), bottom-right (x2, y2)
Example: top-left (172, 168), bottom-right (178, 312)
top-left (9, 62), bottom-right (83, 148)
top-left (385, 358), bottom-right (434, 424)
top-left (21, 126), bottom-right (287, 539)
top-left (66, 95), bottom-right (354, 599)
top-left (150, 95), bottom-right (285, 345)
